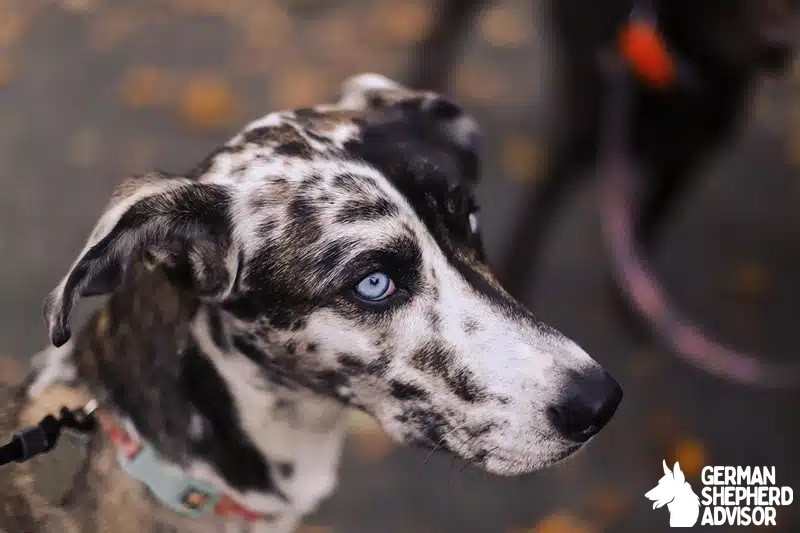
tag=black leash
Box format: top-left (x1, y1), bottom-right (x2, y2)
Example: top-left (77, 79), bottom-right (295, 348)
top-left (0, 400), bottom-right (98, 467)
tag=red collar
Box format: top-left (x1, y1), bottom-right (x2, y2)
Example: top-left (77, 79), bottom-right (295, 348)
top-left (618, 19), bottom-right (678, 90)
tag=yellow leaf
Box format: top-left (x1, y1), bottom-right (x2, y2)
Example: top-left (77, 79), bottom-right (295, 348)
top-left (730, 262), bottom-right (770, 301)
top-left (0, 355), bottom-right (23, 387)
top-left (502, 135), bottom-right (547, 182)
top-left (272, 67), bottom-right (330, 110)
top-left (586, 486), bottom-right (630, 524)
top-left (480, 6), bottom-right (530, 48)
top-left (516, 511), bottom-right (595, 533)
top-left (670, 438), bottom-right (706, 479)
top-left (179, 73), bottom-right (237, 132)
top-left (370, 2), bottom-right (430, 44)
top-left (119, 67), bottom-right (173, 108)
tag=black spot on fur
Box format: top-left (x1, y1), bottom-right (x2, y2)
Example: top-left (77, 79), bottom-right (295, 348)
top-left (181, 342), bottom-right (286, 497)
top-left (462, 316), bottom-right (480, 335)
top-left (274, 140), bottom-right (311, 157)
top-left (401, 407), bottom-right (449, 449)
top-left (445, 368), bottom-right (484, 403)
top-left (206, 307), bottom-right (229, 350)
top-left (427, 97), bottom-right (463, 120)
top-left (337, 353), bottom-right (367, 374)
top-left (410, 342), bottom-right (455, 375)
top-left (277, 462), bottom-right (294, 478)
top-left (390, 380), bottom-right (429, 401)
top-left (426, 308), bottom-right (442, 333)
top-left (310, 370), bottom-right (351, 402)
top-left (232, 335), bottom-right (264, 365)
top-left (411, 342), bottom-right (487, 403)
top-left (316, 239), bottom-right (356, 274)
top-left (334, 196), bottom-right (399, 223)
top-left (332, 172), bottom-right (372, 195)
top-left (294, 107), bottom-right (325, 120)
top-left (285, 194), bottom-right (323, 249)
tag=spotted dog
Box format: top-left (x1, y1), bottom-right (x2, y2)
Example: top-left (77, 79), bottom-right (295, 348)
top-left (0, 74), bottom-right (621, 532)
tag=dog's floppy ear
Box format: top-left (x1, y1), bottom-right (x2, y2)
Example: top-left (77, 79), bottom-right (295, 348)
top-left (44, 172), bottom-right (238, 347)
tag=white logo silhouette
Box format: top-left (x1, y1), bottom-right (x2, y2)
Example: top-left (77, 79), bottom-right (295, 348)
top-left (646, 461), bottom-right (700, 527)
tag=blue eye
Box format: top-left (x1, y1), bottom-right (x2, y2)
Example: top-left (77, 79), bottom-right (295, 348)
top-left (354, 272), bottom-right (396, 301)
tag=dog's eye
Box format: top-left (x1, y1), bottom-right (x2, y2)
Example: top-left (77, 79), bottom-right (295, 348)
top-left (354, 272), bottom-right (396, 301)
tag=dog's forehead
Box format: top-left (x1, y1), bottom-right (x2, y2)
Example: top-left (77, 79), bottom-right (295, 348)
top-left (192, 74), bottom-right (483, 264)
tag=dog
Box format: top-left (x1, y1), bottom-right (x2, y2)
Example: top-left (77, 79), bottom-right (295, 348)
top-left (0, 74), bottom-right (622, 532)
top-left (499, 0), bottom-right (797, 292)
top-left (409, 0), bottom-right (797, 384)
top-left (645, 461), bottom-right (700, 527)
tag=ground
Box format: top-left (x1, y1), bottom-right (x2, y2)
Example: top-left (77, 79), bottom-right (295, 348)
top-left (0, 1), bottom-right (798, 531)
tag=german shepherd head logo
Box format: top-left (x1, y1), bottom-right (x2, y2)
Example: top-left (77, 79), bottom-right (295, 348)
top-left (646, 461), bottom-right (700, 527)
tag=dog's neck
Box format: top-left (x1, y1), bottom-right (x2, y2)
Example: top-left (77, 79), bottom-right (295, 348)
top-left (31, 265), bottom-right (348, 524)
top-left (186, 306), bottom-right (348, 516)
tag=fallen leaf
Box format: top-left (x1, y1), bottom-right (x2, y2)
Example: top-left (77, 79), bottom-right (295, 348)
top-left (515, 510), bottom-right (595, 533)
top-left (272, 67), bottom-right (330, 110)
top-left (369, 2), bottom-right (430, 44)
top-left (669, 438), bottom-right (706, 478)
top-left (586, 486), bottom-right (630, 524)
top-left (119, 66), bottom-right (173, 108)
top-left (730, 262), bottom-right (770, 301)
top-left (480, 6), bottom-right (530, 48)
top-left (454, 63), bottom-right (512, 105)
top-left (0, 355), bottom-right (24, 387)
top-left (179, 73), bottom-right (237, 132)
top-left (502, 135), bottom-right (547, 182)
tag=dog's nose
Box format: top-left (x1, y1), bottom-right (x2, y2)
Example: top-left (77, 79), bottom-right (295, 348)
top-left (548, 369), bottom-right (622, 443)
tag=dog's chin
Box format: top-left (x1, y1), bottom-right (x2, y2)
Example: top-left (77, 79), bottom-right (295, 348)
top-left (476, 444), bottom-right (583, 476)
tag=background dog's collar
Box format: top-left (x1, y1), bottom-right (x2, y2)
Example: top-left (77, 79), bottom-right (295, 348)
top-left (617, 0), bottom-right (700, 90)
top-left (94, 410), bottom-right (271, 523)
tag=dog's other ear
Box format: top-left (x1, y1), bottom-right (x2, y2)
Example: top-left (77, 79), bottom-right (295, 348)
top-left (663, 460), bottom-right (671, 476)
top-left (339, 74), bottom-right (482, 188)
top-left (44, 172), bottom-right (238, 347)
top-left (673, 462), bottom-right (685, 483)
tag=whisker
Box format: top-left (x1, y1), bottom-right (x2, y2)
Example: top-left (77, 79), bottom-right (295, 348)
top-left (422, 421), bottom-right (468, 464)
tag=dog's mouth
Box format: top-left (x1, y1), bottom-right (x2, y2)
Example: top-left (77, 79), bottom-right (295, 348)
top-left (473, 443), bottom-right (583, 476)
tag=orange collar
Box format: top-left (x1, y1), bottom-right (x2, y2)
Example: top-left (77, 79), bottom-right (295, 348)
top-left (618, 20), bottom-right (678, 89)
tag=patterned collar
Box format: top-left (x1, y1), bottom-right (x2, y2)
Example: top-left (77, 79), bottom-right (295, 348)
top-left (95, 410), bottom-right (273, 524)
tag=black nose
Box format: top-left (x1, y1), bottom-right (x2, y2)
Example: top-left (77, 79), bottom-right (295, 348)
top-left (548, 369), bottom-right (622, 443)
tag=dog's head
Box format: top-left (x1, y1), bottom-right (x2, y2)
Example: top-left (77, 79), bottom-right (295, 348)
top-left (661, 0), bottom-right (797, 76)
top-left (645, 461), bottom-right (697, 509)
top-left (44, 74), bottom-right (621, 475)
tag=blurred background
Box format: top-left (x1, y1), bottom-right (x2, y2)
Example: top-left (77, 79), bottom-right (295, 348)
top-left (0, 0), bottom-right (798, 531)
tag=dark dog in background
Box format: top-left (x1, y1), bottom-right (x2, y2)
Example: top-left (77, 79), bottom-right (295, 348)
top-left (408, 0), bottom-right (798, 385)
